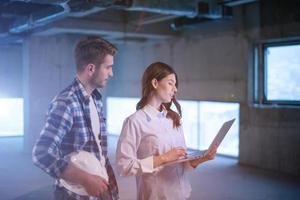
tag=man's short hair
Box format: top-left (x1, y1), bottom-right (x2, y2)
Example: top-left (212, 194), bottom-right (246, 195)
top-left (75, 36), bottom-right (117, 72)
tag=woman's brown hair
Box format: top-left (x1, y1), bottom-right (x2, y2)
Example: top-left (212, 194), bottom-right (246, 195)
top-left (136, 62), bottom-right (182, 128)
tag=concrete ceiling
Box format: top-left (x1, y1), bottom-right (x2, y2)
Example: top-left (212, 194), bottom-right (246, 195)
top-left (0, 0), bottom-right (258, 44)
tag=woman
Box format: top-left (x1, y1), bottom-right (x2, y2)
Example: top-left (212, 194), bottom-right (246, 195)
top-left (116, 62), bottom-right (217, 200)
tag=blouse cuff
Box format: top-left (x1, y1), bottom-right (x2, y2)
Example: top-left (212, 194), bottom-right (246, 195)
top-left (140, 156), bottom-right (154, 173)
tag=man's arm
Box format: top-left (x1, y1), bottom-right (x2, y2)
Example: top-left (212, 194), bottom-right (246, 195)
top-left (32, 99), bottom-right (73, 178)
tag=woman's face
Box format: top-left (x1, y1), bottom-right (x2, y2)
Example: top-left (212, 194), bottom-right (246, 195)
top-left (153, 73), bottom-right (177, 103)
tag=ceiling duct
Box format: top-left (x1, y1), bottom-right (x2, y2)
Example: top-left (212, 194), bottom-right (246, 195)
top-left (9, 3), bottom-right (70, 33)
top-left (219, 0), bottom-right (258, 7)
top-left (8, 0), bottom-right (124, 33)
top-left (125, 0), bottom-right (198, 17)
top-left (170, 0), bottom-right (233, 30)
top-left (4, 0), bottom-right (247, 36)
top-left (200, 1), bottom-right (222, 19)
top-left (66, 0), bottom-right (117, 17)
top-left (7, 0), bottom-right (200, 34)
top-left (9, 0), bottom-right (69, 4)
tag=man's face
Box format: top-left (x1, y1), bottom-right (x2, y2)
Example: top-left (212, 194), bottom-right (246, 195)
top-left (91, 54), bottom-right (114, 88)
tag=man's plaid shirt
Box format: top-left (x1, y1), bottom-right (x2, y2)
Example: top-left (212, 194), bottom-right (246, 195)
top-left (32, 78), bottom-right (119, 200)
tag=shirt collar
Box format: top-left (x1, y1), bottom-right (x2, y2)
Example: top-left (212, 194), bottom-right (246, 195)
top-left (73, 77), bottom-right (102, 104)
top-left (142, 104), bottom-right (167, 120)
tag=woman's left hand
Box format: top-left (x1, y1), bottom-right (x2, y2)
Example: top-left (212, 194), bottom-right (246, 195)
top-left (204, 144), bottom-right (217, 160)
top-left (189, 145), bottom-right (218, 168)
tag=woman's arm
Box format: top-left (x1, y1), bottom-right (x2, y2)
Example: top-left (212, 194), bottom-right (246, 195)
top-left (116, 118), bottom-right (150, 176)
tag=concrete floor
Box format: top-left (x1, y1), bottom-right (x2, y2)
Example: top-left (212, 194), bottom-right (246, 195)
top-left (0, 137), bottom-right (299, 200)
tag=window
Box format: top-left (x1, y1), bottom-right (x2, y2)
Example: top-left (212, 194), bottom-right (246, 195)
top-left (179, 100), bottom-right (199, 149)
top-left (179, 100), bottom-right (239, 157)
top-left (0, 98), bottom-right (24, 137)
top-left (107, 97), bottom-right (239, 157)
top-left (197, 101), bottom-right (239, 157)
top-left (254, 41), bottom-right (300, 106)
top-left (106, 97), bottom-right (139, 135)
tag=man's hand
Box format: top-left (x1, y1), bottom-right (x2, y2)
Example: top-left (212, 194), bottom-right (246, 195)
top-left (61, 163), bottom-right (109, 197)
top-left (82, 174), bottom-right (109, 197)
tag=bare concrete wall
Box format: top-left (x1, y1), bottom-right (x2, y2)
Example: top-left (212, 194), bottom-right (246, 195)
top-left (108, 34), bottom-right (247, 103)
top-left (240, 105), bottom-right (300, 176)
top-left (23, 35), bottom-right (78, 151)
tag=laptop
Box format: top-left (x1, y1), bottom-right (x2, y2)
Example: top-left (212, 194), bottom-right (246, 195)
top-left (163, 118), bottom-right (235, 166)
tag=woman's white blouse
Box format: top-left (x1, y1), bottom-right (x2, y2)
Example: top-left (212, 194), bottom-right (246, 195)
top-left (116, 104), bottom-right (192, 200)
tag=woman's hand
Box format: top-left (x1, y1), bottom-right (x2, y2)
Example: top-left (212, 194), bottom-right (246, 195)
top-left (163, 146), bottom-right (187, 163)
top-left (189, 145), bottom-right (218, 168)
top-left (154, 146), bottom-right (187, 167)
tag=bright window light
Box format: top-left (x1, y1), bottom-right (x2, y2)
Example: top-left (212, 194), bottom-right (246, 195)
top-left (106, 97), bottom-right (139, 135)
top-left (198, 101), bottom-right (239, 157)
top-left (179, 100), bottom-right (199, 149)
top-left (265, 44), bottom-right (300, 101)
top-left (0, 98), bottom-right (24, 137)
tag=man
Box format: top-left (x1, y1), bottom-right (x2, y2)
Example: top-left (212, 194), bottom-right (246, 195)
top-left (32, 36), bottom-right (119, 200)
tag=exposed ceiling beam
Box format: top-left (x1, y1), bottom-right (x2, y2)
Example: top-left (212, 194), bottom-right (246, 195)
top-left (9, 3), bottom-right (70, 33)
top-left (9, 0), bottom-right (68, 4)
top-left (219, 0), bottom-right (259, 7)
top-left (126, 0), bottom-right (198, 17)
top-left (32, 18), bottom-right (176, 40)
top-left (128, 14), bottom-right (179, 26)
